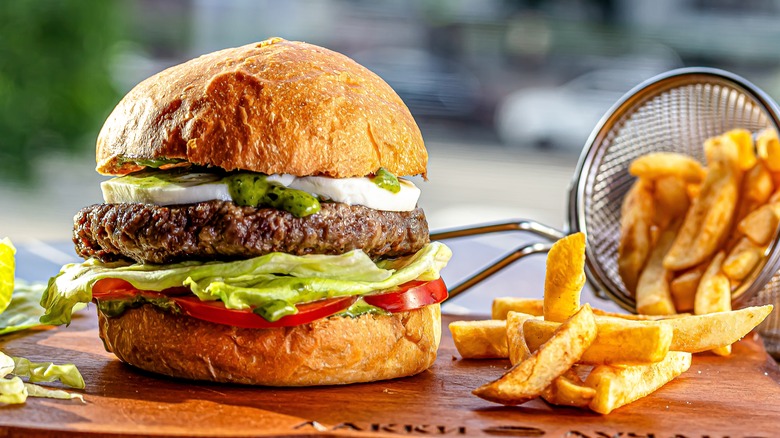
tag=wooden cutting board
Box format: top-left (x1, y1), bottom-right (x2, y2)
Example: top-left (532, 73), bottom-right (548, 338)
top-left (0, 311), bottom-right (778, 438)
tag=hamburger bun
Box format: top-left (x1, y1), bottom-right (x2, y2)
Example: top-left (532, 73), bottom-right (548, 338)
top-left (96, 37), bottom-right (427, 178)
top-left (97, 303), bottom-right (442, 386)
top-left (38, 37), bottom-right (451, 388)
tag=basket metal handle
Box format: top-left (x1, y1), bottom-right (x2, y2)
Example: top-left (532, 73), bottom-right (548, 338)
top-left (431, 220), bottom-right (566, 299)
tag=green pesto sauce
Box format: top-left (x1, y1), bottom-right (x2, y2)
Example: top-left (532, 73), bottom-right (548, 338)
top-left (96, 296), bottom-right (179, 318)
top-left (118, 157), bottom-right (186, 168)
top-left (225, 173), bottom-right (321, 218)
top-left (370, 168), bottom-right (400, 193)
top-left (338, 299), bottom-right (389, 318)
top-left (96, 296), bottom-right (385, 321)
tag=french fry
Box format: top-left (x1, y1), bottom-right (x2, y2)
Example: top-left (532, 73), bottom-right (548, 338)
top-left (472, 305), bottom-right (597, 406)
top-left (493, 298), bottom-right (682, 322)
top-left (757, 128), bottom-right (780, 172)
top-left (492, 297), bottom-right (543, 320)
top-left (722, 237), bottom-right (763, 282)
top-left (585, 351), bottom-right (692, 415)
top-left (738, 202), bottom-right (780, 246)
top-left (628, 152), bottom-right (706, 183)
top-left (635, 222), bottom-right (679, 315)
top-left (541, 368), bottom-right (595, 408)
top-left (669, 264), bottom-right (706, 313)
top-left (693, 251), bottom-right (733, 356)
top-left (771, 189), bottom-right (780, 203)
top-left (592, 308), bottom-right (689, 320)
top-left (664, 135), bottom-right (742, 270)
top-left (523, 317), bottom-right (672, 365)
top-left (653, 176), bottom-right (690, 230)
top-left (450, 320), bottom-right (508, 359)
top-left (694, 252), bottom-right (730, 313)
top-left (686, 182), bottom-right (701, 200)
top-left (733, 161), bottom-right (773, 226)
top-left (659, 304), bottom-right (773, 353)
top-left (618, 179), bottom-right (655, 294)
top-left (543, 232), bottom-right (586, 322)
top-left (506, 311), bottom-right (535, 365)
top-left (725, 128), bottom-right (757, 171)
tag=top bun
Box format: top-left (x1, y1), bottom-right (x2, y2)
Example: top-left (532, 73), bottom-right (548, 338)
top-left (96, 38), bottom-right (427, 178)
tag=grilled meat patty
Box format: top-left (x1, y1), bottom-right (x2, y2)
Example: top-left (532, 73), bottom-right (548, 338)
top-left (73, 201), bottom-right (430, 264)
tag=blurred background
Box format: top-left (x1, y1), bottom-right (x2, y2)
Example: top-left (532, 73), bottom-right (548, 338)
top-left (4, 0), bottom-right (780, 311)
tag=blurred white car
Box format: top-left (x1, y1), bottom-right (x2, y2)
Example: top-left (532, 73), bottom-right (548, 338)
top-left (495, 68), bottom-right (668, 151)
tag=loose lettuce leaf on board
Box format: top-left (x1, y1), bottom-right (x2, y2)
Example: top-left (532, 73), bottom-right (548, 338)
top-left (0, 376), bottom-right (26, 405)
top-left (0, 238), bottom-right (16, 315)
top-left (0, 281), bottom-right (85, 335)
top-left (0, 352), bottom-right (85, 405)
top-left (0, 237), bottom-right (86, 405)
top-left (12, 355), bottom-right (85, 389)
top-left (0, 281), bottom-right (46, 335)
top-left (24, 383), bottom-right (84, 402)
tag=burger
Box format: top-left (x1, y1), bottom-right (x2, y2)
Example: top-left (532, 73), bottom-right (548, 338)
top-left (39, 38), bottom-right (451, 386)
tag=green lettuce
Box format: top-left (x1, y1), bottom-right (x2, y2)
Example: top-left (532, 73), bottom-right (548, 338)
top-left (0, 281), bottom-right (86, 335)
top-left (0, 237), bottom-right (15, 315)
top-left (41, 242), bottom-right (452, 325)
top-left (12, 356), bottom-right (85, 389)
top-left (23, 383), bottom-right (84, 402)
top-left (0, 352), bottom-right (85, 405)
top-left (0, 376), bottom-right (26, 404)
top-left (0, 281), bottom-right (47, 335)
top-left (0, 237), bottom-right (85, 405)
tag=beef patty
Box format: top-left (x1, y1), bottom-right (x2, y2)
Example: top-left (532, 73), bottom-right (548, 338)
top-left (73, 201), bottom-right (430, 264)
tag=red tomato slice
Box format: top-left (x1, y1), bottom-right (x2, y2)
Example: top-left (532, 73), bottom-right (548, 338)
top-left (172, 295), bottom-right (358, 329)
top-left (91, 277), bottom-right (448, 328)
top-left (92, 278), bottom-right (137, 297)
top-left (93, 279), bottom-right (189, 299)
top-left (363, 278), bottom-right (448, 313)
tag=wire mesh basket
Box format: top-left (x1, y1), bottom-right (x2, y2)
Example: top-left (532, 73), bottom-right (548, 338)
top-left (570, 67), bottom-right (780, 357)
top-left (434, 68), bottom-right (780, 358)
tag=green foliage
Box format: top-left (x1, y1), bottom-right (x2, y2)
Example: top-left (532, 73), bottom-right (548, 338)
top-left (0, 0), bottom-right (123, 182)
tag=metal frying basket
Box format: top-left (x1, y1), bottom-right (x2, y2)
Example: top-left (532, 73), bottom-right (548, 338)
top-left (433, 67), bottom-right (780, 357)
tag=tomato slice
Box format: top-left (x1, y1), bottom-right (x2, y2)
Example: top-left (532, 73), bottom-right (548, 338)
top-left (92, 278), bottom-right (137, 297)
top-left (91, 277), bottom-right (448, 328)
top-left (363, 278), bottom-right (448, 313)
top-left (172, 295), bottom-right (358, 329)
top-left (93, 278), bottom-right (189, 299)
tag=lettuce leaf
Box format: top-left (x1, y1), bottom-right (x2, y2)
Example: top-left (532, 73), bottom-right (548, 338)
top-left (0, 281), bottom-right (46, 335)
top-left (0, 237), bottom-right (85, 405)
top-left (12, 356), bottom-right (85, 389)
top-left (187, 242), bottom-right (451, 321)
top-left (0, 352), bottom-right (14, 376)
top-left (23, 383), bottom-right (84, 402)
top-left (0, 238), bottom-right (16, 316)
top-left (0, 281), bottom-right (85, 335)
top-left (0, 376), bottom-right (26, 404)
top-left (41, 242), bottom-right (452, 325)
top-left (0, 352), bottom-right (85, 404)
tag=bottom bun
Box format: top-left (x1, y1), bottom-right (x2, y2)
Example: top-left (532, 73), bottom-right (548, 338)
top-left (97, 303), bottom-right (442, 386)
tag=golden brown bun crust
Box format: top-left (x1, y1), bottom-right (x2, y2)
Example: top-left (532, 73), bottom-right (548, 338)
top-left (96, 38), bottom-right (427, 178)
top-left (97, 304), bottom-right (441, 386)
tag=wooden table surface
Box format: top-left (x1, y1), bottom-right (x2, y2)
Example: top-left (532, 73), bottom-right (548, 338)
top-left (0, 309), bottom-right (778, 437)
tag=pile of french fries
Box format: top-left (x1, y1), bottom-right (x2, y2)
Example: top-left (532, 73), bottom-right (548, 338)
top-left (450, 233), bottom-right (773, 414)
top-left (618, 129), bottom-right (780, 356)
